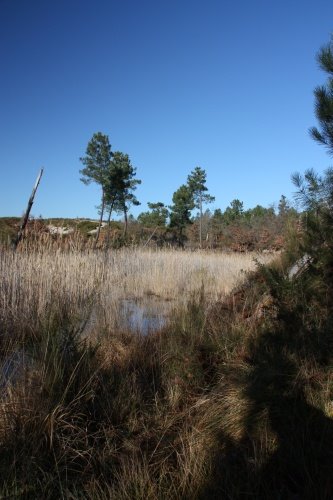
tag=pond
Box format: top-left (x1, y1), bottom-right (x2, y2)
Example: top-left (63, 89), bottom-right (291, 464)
top-left (119, 298), bottom-right (173, 335)
top-left (82, 296), bottom-right (175, 337)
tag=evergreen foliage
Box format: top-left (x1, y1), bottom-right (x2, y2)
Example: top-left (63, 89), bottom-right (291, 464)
top-left (79, 132), bottom-right (113, 187)
top-left (138, 202), bottom-right (169, 227)
top-left (169, 184), bottom-right (195, 244)
top-left (309, 36), bottom-right (333, 155)
top-left (290, 35), bottom-right (333, 294)
top-left (187, 166), bottom-right (215, 247)
top-left (223, 198), bottom-right (244, 224)
top-left (80, 132), bottom-right (113, 246)
top-left (80, 133), bottom-right (140, 243)
top-left (107, 151), bottom-right (141, 236)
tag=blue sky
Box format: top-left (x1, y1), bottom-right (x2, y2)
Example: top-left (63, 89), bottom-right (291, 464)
top-left (1, 0), bottom-right (333, 219)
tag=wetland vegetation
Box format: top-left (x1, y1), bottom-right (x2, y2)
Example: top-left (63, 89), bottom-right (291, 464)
top-left (1, 31), bottom-right (333, 500)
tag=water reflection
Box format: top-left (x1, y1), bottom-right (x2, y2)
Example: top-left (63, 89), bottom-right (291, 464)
top-left (120, 298), bottom-right (173, 335)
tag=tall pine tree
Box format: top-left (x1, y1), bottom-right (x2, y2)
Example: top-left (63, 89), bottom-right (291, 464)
top-left (310, 36), bottom-right (333, 155)
top-left (169, 184), bottom-right (195, 246)
top-left (292, 35), bottom-right (333, 295)
top-left (187, 167), bottom-right (215, 248)
top-left (80, 132), bottom-right (113, 247)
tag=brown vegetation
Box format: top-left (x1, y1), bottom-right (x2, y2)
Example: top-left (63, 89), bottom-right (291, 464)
top-left (0, 239), bottom-right (332, 498)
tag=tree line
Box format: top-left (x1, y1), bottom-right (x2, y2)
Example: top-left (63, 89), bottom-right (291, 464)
top-left (80, 134), bottom-right (220, 247)
top-left (80, 139), bottom-right (297, 250)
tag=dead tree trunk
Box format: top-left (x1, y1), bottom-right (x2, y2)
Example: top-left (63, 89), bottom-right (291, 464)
top-left (143, 225), bottom-right (158, 247)
top-left (12, 168), bottom-right (44, 250)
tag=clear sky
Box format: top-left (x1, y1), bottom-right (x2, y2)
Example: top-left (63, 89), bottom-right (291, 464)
top-left (1, 0), bottom-right (333, 219)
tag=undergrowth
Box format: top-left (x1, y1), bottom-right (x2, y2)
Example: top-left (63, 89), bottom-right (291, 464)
top-left (0, 237), bottom-right (332, 498)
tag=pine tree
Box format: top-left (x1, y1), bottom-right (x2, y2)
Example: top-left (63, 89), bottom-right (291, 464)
top-left (80, 134), bottom-right (141, 246)
top-left (187, 167), bottom-right (215, 248)
top-left (138, 202), bottom-right (169, 228)
top-left (291, 35), bottom-right (333, 298)
top-left (105, 151), bottom-right (141, 238)
top-left (309, 36), bottom-right (333, 155)
top-left (80, 132), bottom-right (113, 247)
top-left (169, 184), bottom-right (195, 246)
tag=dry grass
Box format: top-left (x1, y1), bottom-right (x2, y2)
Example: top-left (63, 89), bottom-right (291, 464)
top-left (1, 244), bottom-right (332, 498)
top-left (0, 247), bottom-right (273, 338)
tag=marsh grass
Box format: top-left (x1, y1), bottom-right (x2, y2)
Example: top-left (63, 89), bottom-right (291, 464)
top-left (0, 247), bottom-right (271, 338)
top-left (1, 246), bottom-right (332, 498)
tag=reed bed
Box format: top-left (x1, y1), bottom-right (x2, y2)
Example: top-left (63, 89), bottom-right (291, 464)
top-left (0, 247), bottom-right (273, 337)
top-left (0, 243), bottom-right (332, 498)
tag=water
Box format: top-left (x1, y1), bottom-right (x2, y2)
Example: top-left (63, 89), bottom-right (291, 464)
top-left (120, 298), bottom-right (172, 335)
top-left (82, 297), bottom-right (174, 337)
top-left (1, 299), bottom-right (173, 395)
top-left (0, 349), bottom-right (27, 395)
